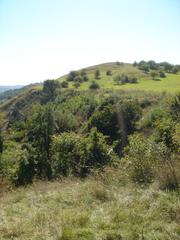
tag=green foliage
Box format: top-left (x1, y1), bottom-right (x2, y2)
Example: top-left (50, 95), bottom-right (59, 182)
top-left (169, 93), bottom-right (180, 121)
top-left (54, 110), bottom-right (79, 133)
top-left (87, 103), bottom-right (121, 143)
top-left (117, 100), bottom-right (142, 135)
top-left (13, 144), bottom-right (36, 185)
top-left (94, 69), bottom-right (100, 79)
top-left (129, 77), bottom-right (138, 83)
top-left (66, 71), bottom-right (78, 81)
top-left (73, 81), bottom-right (81, 88)
top-left (150, 71), bottom-right (158, 80)
top-left (51, 128), bottom-right (114, 177)
top-left (172, 66), bottom-right (178, 74)
top-left (106, 70), bottom-right (112, 76)
top-left (14, 104), bottom-right (54, 184)
top-left (113, 75), bottom-right (121, 85)
top-left (89, 81), bottom-right (100, 90)
top-left (148, 60), bottom-right (158, 70)
top-left (154, 118), bottom-right (176, 150)
top-left (138, 61), bottom-right (149, 73)
top-left (159, 70), bottom-right (166, 78)
top-left (60, 81), bottom-right (69, 88)
top-left (114, 74), bottom-right (138, 85)
top-left (143, 108), bottom-right (167, 127)
top-left (42, 79), bottom-right (60, 103)
top-left (86, 99), bottom-right (141, 156)
top-left (124, 134), bottom-right (166, 184)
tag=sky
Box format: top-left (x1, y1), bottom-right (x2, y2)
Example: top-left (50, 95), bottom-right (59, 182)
top-left (0, 0), bottom-right (180, 85)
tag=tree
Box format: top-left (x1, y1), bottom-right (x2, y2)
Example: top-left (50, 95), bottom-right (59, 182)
top-left (161, 62), bottom-right (173, 73)
top-left (106, 70), bottom-right (112, 76)
top-left (172, 66), bottom-right (178, 74)
top-left (42, 80), bottom-right (60, 103)
top-left (24, 104), bottom-right (54, 180)
top-left (169, 93), bottom-right (180, 121)
top-left (150, 71), bottom-right (158, 80)
top-left (159, 71), bottom-right (166, 78)
top-left (66, 71), bottom-right (78, 81)
top-left (148, 60), bottom-right (158, 70)
top-left (82, 75), bottom-right (88, 82)
top-left (133, 61), bottom-right (137, 67)
top-left (120, 74), bottom-right (129, 84)
top-left (138, 61), bottom-right (150, 73)
top-left (51, 128), bottom-right (114, 177)
top-left (60, 81), bottom-right (68, 88)
top-left (89, 81), bottom-right (100, 90)
top-left (113, 75), bottom-right (121, 85)
top-left (94, 69), bottom-right (100, 79)
top-left (80, 69), bottom-right (86, 77)
top-left (74, 82), bottom-right (81, 88)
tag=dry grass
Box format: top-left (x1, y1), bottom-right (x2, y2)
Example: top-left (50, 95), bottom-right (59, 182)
top-left (0, 168), bottom-right (179, 240)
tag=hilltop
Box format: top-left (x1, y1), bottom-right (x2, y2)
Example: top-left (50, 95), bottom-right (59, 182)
top-left (57, 61), bottom-right (180, 93)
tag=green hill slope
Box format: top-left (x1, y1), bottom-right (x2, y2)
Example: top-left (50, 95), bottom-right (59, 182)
top-left (57, 62), bottom-right (180, 93)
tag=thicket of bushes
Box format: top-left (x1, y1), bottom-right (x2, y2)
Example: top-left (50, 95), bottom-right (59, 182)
top-left (0, 80), bottom-right (179, 191)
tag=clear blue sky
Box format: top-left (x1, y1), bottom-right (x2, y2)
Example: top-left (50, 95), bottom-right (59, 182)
top-left (0, 0), bottom-right (180, 85)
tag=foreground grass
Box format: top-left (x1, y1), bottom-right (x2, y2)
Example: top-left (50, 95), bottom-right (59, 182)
top-left (0, 170), bottom-right (179, 240)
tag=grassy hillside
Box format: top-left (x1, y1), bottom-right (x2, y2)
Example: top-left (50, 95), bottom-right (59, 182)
top-left (0, 172), bottom-right (179, 240)
top-left (0, 61), bottom-right (179, 240)
top-left (57, 62), bottom-right (180, 93)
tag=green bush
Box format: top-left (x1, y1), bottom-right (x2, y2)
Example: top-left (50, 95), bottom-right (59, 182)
top-left (169, 93), bottom-right (180, 121)
top-left (143, 108), bottom-right (166, 127)
top-left (154, 118), bottom-right (176, 150)
top-left (89, 81), bottom-right (100, 90)
top-left (159, 70), bottom-right (166, 78)
top-left (60, 81), bottom-right (69, 88)
top-left (94, 69), bottom-right (100, 79)
top-left (124, 134), bottom-right (166, 184)
top-left (106, 70), bottom-right (112, 76)
top-left (51, 128), bottom-right (114, 177)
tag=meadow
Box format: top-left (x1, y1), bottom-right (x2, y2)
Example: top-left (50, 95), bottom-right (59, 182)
top-left (57, 63), bottom-right (180, 93)
top-left (0, 170), bottom-right (179, 240)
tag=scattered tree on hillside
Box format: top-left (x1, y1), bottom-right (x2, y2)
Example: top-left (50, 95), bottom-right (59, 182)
top-left (89, 81), bottom-right (100, 90)
top-left (150, 71), bottom-right (158, 80)
top-left (159, 71), bottom-right (166, 78)
top-left (94, 69), bottom-right (100, 79)
top-left (60, 81), bottom-right (69, 88)
top-left (67, 71), bottom-right (78, 81)
top-left (106, 70), bottom-right (112, 76)
top-left (42, 80), bottom-right (60, 103)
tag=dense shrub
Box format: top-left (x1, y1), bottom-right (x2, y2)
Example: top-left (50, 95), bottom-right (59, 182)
top-left (86, 99), bottom-right (142, 155)
top-left (60, 81), bottom-right (68, 88)
top-left (89, 81), bottom-right (100, 90)
top-left (14, 104), bottom-right (54, 185)
top-left (154, 118), bottom-right (176, 150)
top-left (143, 108), bottom-right (167, 127)
top-left (51, 128), bottom-right (114, 177)
top-left (42, 80), bottom-right (60, 103)
top-left (124, 134), bottom-right (166, 184)
top-left (159, 71), bottom-right (166, 78)
top-left (74, 82), bottom-right (81, 88)
top-left (94, 69), bottom-right (100, 79)
top-left (67, 71), bottom-right (78, 81)
top-left (106, 70), bottom-right (112, 76)
top-left (129, 77), bottom-right (138, 83)
top-left (169, 93), bottom-right (180, 121)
